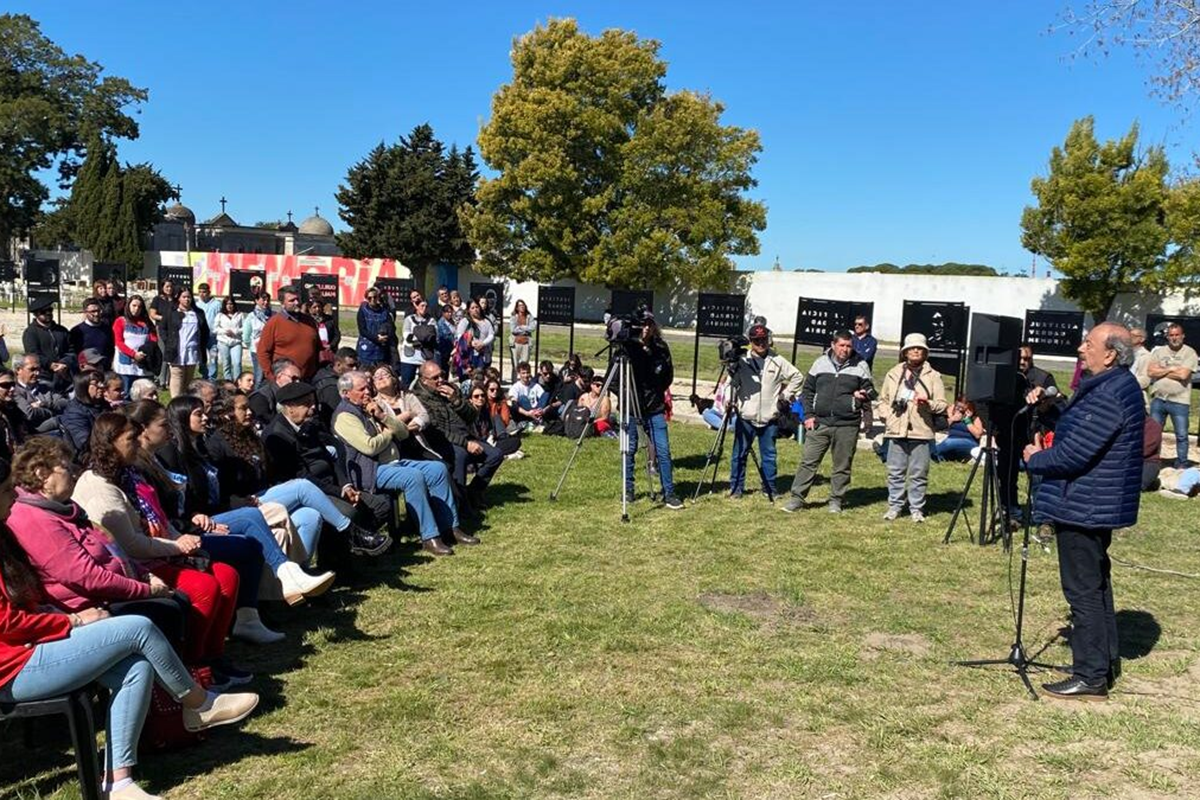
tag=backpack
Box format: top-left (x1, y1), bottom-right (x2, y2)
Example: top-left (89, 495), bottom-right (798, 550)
top-left (412, 321), bottom-right (438, 356)
top-left (562, 400), bottom-right (594, 440)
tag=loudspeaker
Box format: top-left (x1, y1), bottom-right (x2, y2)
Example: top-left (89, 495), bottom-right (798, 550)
top-left (965, 313), bottom-right (1023, 404)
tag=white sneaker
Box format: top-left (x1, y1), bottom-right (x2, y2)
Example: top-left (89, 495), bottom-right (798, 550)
top-left (505, 449), bottom-right (526, 460)
top-left (108, 782), bottom-right (162, 800)
top-left (231, 608), bottom-right (285, 644)
top-left (276, 562), bottom-right (335, 606)
top-left (882, 507), bottom-right (900, 521)
top-left (911, 509), bottom-right (926, 523)
top-left (1158, 488), bottom-right (1190, 501)
top-left (182, 691), bottom-right (259, 733)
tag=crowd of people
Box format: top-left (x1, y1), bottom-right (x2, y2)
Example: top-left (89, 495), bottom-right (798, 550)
top-left (4, 279), bottom-right (648, 799)
top-left (1, 276), bottom-right (1187, 795)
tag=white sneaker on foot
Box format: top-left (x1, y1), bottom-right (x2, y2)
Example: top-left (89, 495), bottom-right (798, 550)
top-left (182, 691), bottom-right (259, 733)
top-left (882, 507), bottom-right (900, 521)
top-left (911, 509), bottom-right (926, 523)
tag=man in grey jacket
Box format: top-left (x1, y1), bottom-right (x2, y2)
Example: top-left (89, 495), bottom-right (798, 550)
top-left (727, 324), bottom-right (803, 499)
top-left (783, 330), bottom-right (876, 513)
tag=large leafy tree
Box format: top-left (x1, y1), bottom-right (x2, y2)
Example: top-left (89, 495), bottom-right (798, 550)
top-left (461, 18), bottom-right (766, 289)
top-left (1021, 117), bottom-right (1170, 320)
top-left (0, 13), bottom-right (147, 244)
top-left (336, 123), bottom-right (478, 270)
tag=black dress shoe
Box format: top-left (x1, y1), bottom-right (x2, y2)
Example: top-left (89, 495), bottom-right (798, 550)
top-left (450, 528), bottom-right (480, 546)
top-left (422, 538), bottom-right (454, 557)
top-left (349, 525), bottom-right (393, 557)
top-left (1042, 676), bottom-right (1108, 701)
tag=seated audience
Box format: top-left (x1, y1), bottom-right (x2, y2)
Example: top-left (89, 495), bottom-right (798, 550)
top-left (235, 370), bottom-right (256, 394)
top-left (1, 453), bottom-right (259, 800)
top-left (187, 378), bottom-right (217, 412)
top-left (14, 354), bottom-right (66, 435)
top-left (578, 371), bottom-right (616, 436)
top-left (509, 361), bottom-right (545, 429)
top-left (102, 372), bottom-right (126, 409)
top-left (485, 379), bottom-right (522, 439)
top-left (72, 414), bottom-right (249, 682)
top-left (128, 378), bottom-right (159, 403)
top-left (206, 389), bottom-right (390, 558)
top-left (263, 382), bottom-right (393, 535)
top-left (150, 397), bottom-right (336, 606)
top-left (313, 347), bottom-right (357, 427)
top-left (468, 384), bottom-right (522, 458)
top-left (411, 361), bottom-right (506, 509)
top-left (372, 363), bottom-right (429, 429)
top-left (333, 370), bottom-right (474, 556)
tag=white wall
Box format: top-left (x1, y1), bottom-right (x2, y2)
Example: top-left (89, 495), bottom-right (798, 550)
top-left (458, 266), bottom-right (1200, 344)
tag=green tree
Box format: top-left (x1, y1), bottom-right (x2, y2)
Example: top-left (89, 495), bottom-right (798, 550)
top-left (0, 13), bottom-right (146, 244)
top-left (1020, 117), bottom-right (1170, 320)
top-left (461, 18), bottom-right (766, 289)
top-left (336, 124), bottom-right (478, 271)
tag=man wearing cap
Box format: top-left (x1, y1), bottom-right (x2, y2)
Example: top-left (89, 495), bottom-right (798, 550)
top-left (879, 333), bottom-right (948, 522)
top-left (783, 329), bottom-right (874, 513)
top-left (23, 297), bottom-right (73, 392)
top-left (728, 323), bottom-right (803, 500)
top-left (262, 380), bottom-right (393, 556)
top-left (68, 298), bottom-right (115, 372)
top-left (333, 370), bottom-right (476, 557)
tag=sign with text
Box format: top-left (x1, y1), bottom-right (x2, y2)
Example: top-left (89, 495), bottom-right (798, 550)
top-left (1024, 309), bottom-right (1085, 357)
top-left (157, 266), bottom-right (194, 295)
top-left (299, 272), bottom-right (339, 311)
top-left (537, 285), bottom-right (576, 325)
top-left (611, 289), bottom-right (654, 318)
top-left (794, 297), bottom-right (875, 347)
top-left (696, 293), bottom-right (746, 338)
top-left (228, 269), bottom-right (266, 311)
top-left (374, 277), bottom-right (415, 312)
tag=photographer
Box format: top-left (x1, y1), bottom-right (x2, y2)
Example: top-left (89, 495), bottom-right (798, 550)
top-left (783, 329), bottom-right (873, 513)
top-left (623, 314), bottom-right (683, 510)
top-left (879, 333), bottom-right (948, 523)
top-left (728, 324), bottom-right (803, 499)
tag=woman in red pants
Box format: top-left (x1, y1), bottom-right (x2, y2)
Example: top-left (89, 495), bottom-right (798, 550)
top-left (70, 414), bottom-right (250, 688)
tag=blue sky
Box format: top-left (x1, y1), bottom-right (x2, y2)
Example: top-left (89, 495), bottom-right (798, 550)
top-left (9, 1), bottom-right (1194, 273)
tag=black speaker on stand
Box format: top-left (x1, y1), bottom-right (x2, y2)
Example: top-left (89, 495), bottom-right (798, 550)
top-left (944, 313), bottom-right (1022, 546)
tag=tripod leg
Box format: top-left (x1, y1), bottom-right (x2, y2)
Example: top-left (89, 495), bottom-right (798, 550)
top-left (551, 361), bottom-right (622, 501)
top-left (943, 446), bottom-right (982, 545)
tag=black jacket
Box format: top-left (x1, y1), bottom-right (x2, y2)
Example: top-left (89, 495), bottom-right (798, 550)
top-left (248, 382), bottom-right (279, 426)
top-left (204, 429), bottom-right (267, 507)
top-left (411, 380), bottom-right (477, 448)
top-left (263, 413), bottom-right (350, 499)
top-left (60, 397), bottom-right (104, 455)
top-left (23, 320), bottom-right (73, 368)
top-left (626, 337), bottom-right (674, 417)
top-left (312, 366), bottom-right (340, 428)
top-left (159, 305), bottom-right (210, 371)
top-left (800, 350), bottom-right (876, 427)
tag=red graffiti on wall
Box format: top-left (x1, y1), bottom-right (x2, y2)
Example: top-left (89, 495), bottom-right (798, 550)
top-left (181, 252), bottom-right (409, 306)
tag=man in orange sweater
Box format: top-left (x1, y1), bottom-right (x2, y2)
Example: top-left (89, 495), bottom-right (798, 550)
top-left (257, 285), bottom-right (321, 380)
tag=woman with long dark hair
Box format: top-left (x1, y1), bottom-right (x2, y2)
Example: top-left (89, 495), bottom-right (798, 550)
top-left (0, 456), bottom-right (260, 800)
top-left (452, 299), bottom-right (495, 380)
top-left (509, 299), bottom-right (534, 382)
top-left (73, 414), bottom-right (248, 679)
top-left (206, 394), bottom-right (388, 559)
top-left (161, 287), bottom-right (209, 398)
top-left (399, 297), bottom-right (435, 387)
top-left (155, 396), bottom-right (335, 604)
top-left (214, 295), bottom-right (244, 381)
top-left (112, 294), bottom-right (157, 393)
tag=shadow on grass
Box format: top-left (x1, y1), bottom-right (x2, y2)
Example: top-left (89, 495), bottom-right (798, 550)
top-left (1117, 609), bottom-right (1162, 660)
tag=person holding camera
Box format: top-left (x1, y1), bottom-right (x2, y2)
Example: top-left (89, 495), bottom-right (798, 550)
top-left (624, 314), bottom-right (683, 509)
top-left (782, 329), bottom-right (874, 513)
top-left (879, 333), bottom-right (948, 522)
top-left (728, 324), bottom-right (803, 499)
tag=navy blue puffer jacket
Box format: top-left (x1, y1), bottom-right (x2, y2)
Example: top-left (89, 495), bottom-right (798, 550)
top-left (1027, 366), bottom-right (1145, 530)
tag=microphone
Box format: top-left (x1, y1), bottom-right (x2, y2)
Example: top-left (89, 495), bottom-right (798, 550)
top-left (1015, 385), bottom-right (1059, 415)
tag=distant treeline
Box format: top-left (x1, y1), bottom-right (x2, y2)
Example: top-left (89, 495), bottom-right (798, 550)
top-left (844, 262), bottom-right (1000, 276)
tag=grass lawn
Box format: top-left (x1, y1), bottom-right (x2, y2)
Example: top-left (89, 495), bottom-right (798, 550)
top-left (4, 421), bottom-right (1200, 799)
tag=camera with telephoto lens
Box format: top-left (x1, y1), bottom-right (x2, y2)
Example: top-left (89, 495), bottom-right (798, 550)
top-left (718, 335), bottom-right (749, 365)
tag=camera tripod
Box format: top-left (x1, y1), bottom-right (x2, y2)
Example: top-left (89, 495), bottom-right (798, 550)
top-left (943, 420), bottom-right (1008, 547)
top-left (693, 364), bottom-right (774, 502)
top-left (550, 345), bottom-right (658, 522)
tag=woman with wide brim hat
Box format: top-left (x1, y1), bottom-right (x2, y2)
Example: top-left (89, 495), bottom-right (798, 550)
top-left (878, 332), bottom-right (948, 523)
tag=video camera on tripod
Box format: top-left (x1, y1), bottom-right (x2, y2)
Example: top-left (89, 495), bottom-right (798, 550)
top-left (717, 334), bottom-right (749, 365)
top-left (605, 304), bottom-right (653, 344)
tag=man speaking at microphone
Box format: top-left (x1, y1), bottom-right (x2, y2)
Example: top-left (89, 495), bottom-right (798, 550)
top-left (1023, 323), bottom-right (1144, 700)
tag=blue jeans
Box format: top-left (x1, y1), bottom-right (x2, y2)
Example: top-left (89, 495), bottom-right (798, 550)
top-left (702, 408), bottom-right (736, 431)
top-left (398, 362), bottom-right (420, 388)
top-left (375, 459), bottom-right (459, 539)
top-left (250, 347), bottom-right (263, 388)
top-left (204, 346), bottom-right (218, 380)
top-left (729, 418), bottom-right (776, 494)
top-left (212, 507), bottom-right (288, 571)
top-left (259, 478), bottom-right (352, 557)
top-left (934, 436), bottom-right (977, 462)
top-left (1150, 398), bottom-right (1190, 466)
top-left (0, 615), bottom-right (195, 771)
top-left (625, 412), bottom-right (675, 497)
top-left (218, 341), bottom-right (243, 381)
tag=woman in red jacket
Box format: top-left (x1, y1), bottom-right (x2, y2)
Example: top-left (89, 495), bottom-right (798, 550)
top-left (0, 458), bottom-right (259, 800)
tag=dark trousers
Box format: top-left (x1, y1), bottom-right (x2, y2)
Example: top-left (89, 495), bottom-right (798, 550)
top-left (791, 424), bottom-right (859, 501)
top-left (451, 441), bottom-right (504, 487)
top-left (200, 533), bottom-right (264, 609)
top-left (1056, 525), bottom-right (1119, 684)
top-left (109, 596), bottom-right (187, 655)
